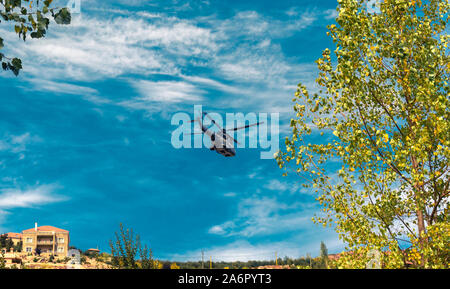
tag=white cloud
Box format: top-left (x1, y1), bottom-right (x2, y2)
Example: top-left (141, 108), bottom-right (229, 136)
top-left (181, 75), bottom-right (242, 95)
top-left (131, 80), bottom-right (204, 103)
top-left (215, 10), bottom-right (317, 40)
top-left (0, 184), bottom-right (66, 209)
top-left (169, 236), bottom-right (343, 262)
top-left (208, 225), bottom-right (227, 235)
top-left (0, 12), bottom-right (216, 82)
top-left (23, 79), bottom-right (98, 96)
top-left (0, 5), bottom-right (324, 115)
top-left (208, 196), bottom-right (316, 238)
top-left (323, 8), bottom-right (338, 20)
top-left (0, 183), bottom-right (66, 231)
top-left (0, 132), bottom-right (42, 156)
top-left (171, 240), bottom-right (285, 262)
top-left (10, 133), bottom-right (31, 147)
top-left (264, 179), bottom-right (288, 191)
top-left (264, 179), bottom-right (314, 196)
top-left (223, 192), bottom-right (237, 198)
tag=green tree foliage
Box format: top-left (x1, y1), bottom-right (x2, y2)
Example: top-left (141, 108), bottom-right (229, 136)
top-left (5, 238), bottom-right (13, 251)
top-left (320, 241), bottom-right (329, 268)
top-left (0, 0), bottom-right (71, 75)
top-left (0, 234), bottom-right (7, 248)
top-left (158, 256), bottom-right (325, 269)
top-left (276, 0), bottom-right (449, 268)
top-left (109, 223), bottom-right (156, 269)
top-left (14, 241), bottom-right (22, 252)
top-left (0, 251), bottom-right (5, 269)
top-left (0, 234), bottom-right (16, 252)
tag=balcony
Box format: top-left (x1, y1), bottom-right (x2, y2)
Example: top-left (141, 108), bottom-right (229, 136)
top-left (36, 240), bottom-right (54, 245)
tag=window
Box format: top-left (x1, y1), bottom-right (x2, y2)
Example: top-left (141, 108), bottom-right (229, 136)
top-left (26, 247), bottom-right (32, 252)
top-left (58, 238), bottom-right (64, 243)
top-left (26, 238), bottom-right (33, 243)
top-left (57, 247), bottom-right (64, 253)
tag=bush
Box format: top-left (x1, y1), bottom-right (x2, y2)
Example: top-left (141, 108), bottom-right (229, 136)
top-left (109, 223), bottom-right (156, 269)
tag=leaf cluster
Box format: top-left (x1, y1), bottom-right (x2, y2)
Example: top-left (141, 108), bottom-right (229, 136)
top-left (0, 0), bottom-right (71, 75)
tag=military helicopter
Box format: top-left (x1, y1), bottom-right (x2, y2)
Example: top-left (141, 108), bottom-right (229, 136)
top-left (190, 112), bottom-right (263, 157)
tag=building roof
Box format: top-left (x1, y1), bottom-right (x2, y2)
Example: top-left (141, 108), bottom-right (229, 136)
top-left (256, 265), bottom-right (291, 269)
top-left (22, 226), bottom-right (69, 233)
top-left (328, 253), bottom-right (341, 260)
top-left (6, 233), bottom-right (22, 239)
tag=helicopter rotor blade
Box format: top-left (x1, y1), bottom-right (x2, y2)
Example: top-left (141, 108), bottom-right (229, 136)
top-left (223, 131), bottom-right (240, 145)
top-left (226, 122), bottom-right (265, 132)
top-left (203, 112), bottom-right (241, 145)
top-left (203, 112), bottom-right (224, 131)
top-left (224, 122), bottom-right (265, 145)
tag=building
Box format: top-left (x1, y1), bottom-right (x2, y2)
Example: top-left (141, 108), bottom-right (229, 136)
top-left (22, 223), bottom-right (70, 256)
top-left (86, 248), bottom-right (100, 255)
top-left (2, 250), bottom-right (22, 267)
top-left (328, 253), bottom-right (341, 261)
top-left (4, 233), bottom-right (22, 246)
top-left (256, 265), bottom-right (292, 269)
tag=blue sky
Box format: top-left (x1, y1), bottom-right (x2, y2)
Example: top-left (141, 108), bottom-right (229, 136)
top-left (0, 0), bottom-right (344, 261)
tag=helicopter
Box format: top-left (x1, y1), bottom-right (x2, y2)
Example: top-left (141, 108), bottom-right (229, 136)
top-left (190, 112), bottom-right (264, 157)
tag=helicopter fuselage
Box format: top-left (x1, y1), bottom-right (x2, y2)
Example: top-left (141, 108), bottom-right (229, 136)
top-left (193, 113), bottom-right (262, 158)
top-left (197, 119), bottom-right (236, 157)
top-left (209, 131), bottom-right (236, 157)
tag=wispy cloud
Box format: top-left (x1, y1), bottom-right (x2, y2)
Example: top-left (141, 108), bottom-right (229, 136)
top-left (0, 5), bottom-right (322, 113)
top-left (208, 196), bottom-right (316, 238)
top-left (264, 179), bottom-right (313, 195)
top-left (323, 8), bottom-right (338, 20)
top-left (0, 13), bottom-right (216, 80)
top-left (0, 132), bottom-right (42, 157)
top-left (170, 236), bottom-right (343, 262)
top-left (0, 183), bottom-right (67, 230)
top-left (23, 79), bottom-right (98, 96)
top-left (0, 184), bottom-right (66, 209)
top-left (131, 80), bottom-right (204, 103)
top-left (264, 179), bottom-right (289, 192)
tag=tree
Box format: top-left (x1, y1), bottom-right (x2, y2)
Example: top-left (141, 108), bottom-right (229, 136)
top-left (0, 0), bottom-right (71, 76)
top-left (0, 251), bottom-right (5, 269)
top-left (14, 240), bottom-right (22, 252)
top-left (109, 223), bottom-right (156, 269)
top-left (320, 241), bottom-right (329, 269)
top-left (5, 238), bottom-right (13, 251)
top-left (276, 0), bottom-right (449, 268)
top-left (139, 241), bottom-right (155, 269)
top-left (0, 234), bottom-right (6, 248)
